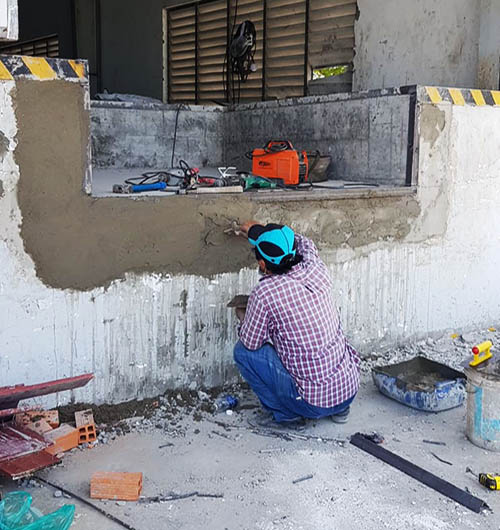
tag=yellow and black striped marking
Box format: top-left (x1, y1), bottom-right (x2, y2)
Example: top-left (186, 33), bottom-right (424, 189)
top-left (0, 55), bottom-right (87, 82)
top-left (423, 86), bottom-right (500, 106)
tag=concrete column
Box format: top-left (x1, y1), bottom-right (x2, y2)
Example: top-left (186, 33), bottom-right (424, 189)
top-left (477, 0), bottom-right (500, 89)
top-left (0, 0), bottom-right (18, 41)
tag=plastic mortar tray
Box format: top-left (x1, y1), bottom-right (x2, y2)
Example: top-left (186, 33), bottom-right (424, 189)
top-left (372, 356), bottom-right (466, 412)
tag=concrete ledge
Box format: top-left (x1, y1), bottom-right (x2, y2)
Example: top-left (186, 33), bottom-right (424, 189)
top-left (225, 186), bottom-right (417, 203)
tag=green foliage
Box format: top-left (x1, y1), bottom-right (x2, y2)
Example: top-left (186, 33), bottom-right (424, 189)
top-left (312, 64), bottom-right (349, 80)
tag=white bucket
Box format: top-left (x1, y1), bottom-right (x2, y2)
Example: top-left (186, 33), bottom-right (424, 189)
top-left (465, 366), bottom-right (500, 452)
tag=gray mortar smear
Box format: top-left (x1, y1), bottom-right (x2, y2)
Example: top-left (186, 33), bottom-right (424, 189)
top-left (15, 79), bottom-right (420, 291)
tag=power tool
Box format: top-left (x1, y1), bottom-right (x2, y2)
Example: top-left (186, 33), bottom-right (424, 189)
top-left (248, 140), bottom-right (309, 186)
top-left (112, 161), bottom-right (198, 194)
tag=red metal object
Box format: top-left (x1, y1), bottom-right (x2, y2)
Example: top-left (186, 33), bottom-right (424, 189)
top-left (0, 424), bottom-right (52, 463)
top-left (0, 406), bottom-right (41, 419)
top-left (0, 373), bottom-right (94, 410)
top-left (0, 451), bottom-right (60, 480)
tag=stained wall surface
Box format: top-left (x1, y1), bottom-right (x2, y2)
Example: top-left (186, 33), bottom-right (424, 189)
top-left (1, 59), bottom-right (500, 406)
top-left (354, 0), bottom-right (481, 91)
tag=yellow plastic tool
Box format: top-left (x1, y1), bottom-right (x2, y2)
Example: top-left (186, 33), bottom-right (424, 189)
top-left (469, 340), bottom-right (493, 367)
top-left (479, 473), bottom-right (500, 491)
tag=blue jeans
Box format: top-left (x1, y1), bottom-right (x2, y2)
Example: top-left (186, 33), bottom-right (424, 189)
top-left (234, 340), bottom-right (355, 423)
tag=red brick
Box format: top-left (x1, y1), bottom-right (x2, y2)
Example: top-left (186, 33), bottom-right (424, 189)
top-left (90, 472), bottom-right (143, 501)
top-left (44, 424), bottom-right (79, 455)
top-left (78, 424), bottom-right (96, 444)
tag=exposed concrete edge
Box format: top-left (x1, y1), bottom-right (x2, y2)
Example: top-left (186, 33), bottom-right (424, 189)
top-left (91, 100), bottom-right (225, 112)
top-left (91, 86), bottom-right (416, 113)
top-left (227, 186), bottom-right (417, 203)
top-left (418, 85), bottom-right (500, 106)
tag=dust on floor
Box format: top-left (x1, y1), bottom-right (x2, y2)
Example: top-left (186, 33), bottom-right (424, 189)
top-left (2, 328), bottom-right (499, 529)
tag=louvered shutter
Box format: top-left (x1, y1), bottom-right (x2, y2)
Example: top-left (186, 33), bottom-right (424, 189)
top-left (265, 0), bottom-right (306, 99)
top-left (308, 0), bottom-right (356, 67)
top-left (166, 0), bottom-right (357, 104)
top-left (198, 0), bottom-right (228, 103)
top-left (168, 5), bottom-right (196, 103)
top-left (229, 0), bottom-right (264, 102)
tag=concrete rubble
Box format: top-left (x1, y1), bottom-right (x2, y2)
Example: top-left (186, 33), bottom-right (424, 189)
top-left (1, 327), bottom-right (499, 529)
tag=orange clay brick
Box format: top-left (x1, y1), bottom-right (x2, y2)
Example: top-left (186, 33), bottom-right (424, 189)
top-left (44, 424), bottom-right (79, 455)
top-left (26, 418), bottom-right (53, 435)
top-left (78, 424), bottom-right (96, 444)
top-left (15, 410), bottom-right (59, 429)
top-left (90, 472), bottom-right (143, 501)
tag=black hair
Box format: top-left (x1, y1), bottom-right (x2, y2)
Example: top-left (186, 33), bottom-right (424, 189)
top-left (255, 247), bottom-right (303, 275)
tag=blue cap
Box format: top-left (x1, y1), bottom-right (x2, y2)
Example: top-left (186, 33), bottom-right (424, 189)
top-left (248, 224), bottom-right (296, 265)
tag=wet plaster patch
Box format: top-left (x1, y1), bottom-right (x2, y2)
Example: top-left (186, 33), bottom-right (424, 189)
top-left (15, 79), bottom-right (421, 291)
top-left (420, 105), bottom-right (446, 148)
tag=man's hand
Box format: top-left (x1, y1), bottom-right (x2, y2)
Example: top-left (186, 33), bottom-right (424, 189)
top-left (239, 220), bottom-right (259, 238)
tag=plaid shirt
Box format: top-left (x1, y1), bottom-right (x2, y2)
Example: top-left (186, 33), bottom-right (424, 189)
top-left (239, 234), bottom-right (360, 408)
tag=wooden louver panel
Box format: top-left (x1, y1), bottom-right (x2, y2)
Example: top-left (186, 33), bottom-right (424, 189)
top-left (307, 0), bottom-right (356, 67)
top-left (0, 35), bottom-right (59, 58)
top-left (198, 0), bottom-right (227, 103)
top-left (168, 5), bottom-right (196, 102)
top-left (229, 0), bottom-right (265, 102)
top-left (166, 0), bottom-right (356, 103)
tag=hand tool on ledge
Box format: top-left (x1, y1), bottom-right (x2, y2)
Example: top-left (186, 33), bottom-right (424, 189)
top-left (112, 160), bottom-right (199, 194)
top-left (469, 341), bottom-right (493, 367)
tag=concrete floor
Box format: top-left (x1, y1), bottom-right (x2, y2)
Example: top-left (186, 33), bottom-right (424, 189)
top-left (1, 378), bottom-right (498, 530)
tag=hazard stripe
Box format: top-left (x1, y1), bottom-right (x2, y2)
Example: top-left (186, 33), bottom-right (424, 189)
top-left (423, 86), bottom-right (500, 107)
top-left (449, 88), bottom-right (465, 105)
top-left (0, 55), bottom-right (88, 83)
top-left (426, 87), bottom-right (442, 104)
top-left (470, 89), bottom-right (486, 106)
top-left (22, 57), bottom-right (56, 80)
top-left (0, 60), bottom-right (13, 80)
top-left (68, 59), bottom-right (86, 79)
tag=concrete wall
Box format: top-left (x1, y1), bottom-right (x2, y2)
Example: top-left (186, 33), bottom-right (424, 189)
top-left (91, 101), bottom-right (224, 169)
top-left (224, 91), bottom-right (411, 186)
top-left (478, 0), bottom-right (500, 89)
top-left (354, 0), bottom-right (482, 91)
top-left (1, 61), bottom-right (500, 406)
top-left (0, 0), bottom-right (17, 41)
top-left (91, 89), bottom-right (412, 186)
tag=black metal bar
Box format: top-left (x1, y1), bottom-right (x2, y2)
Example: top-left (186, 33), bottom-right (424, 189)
top-left (225, 0), bottom-right (231, 103)
top-left (195, 3), bottom-right (199, 104)
top-left (95, 0), bottom-right (103, 93)
top-left (350, 433), bottom-right (489, 514)
top-left (70, 0), bottom-right (78, 58)
top-left (262, 0), bottom-right (267, 101)
top-left (303, 0), bottom-right (310, 97)
top-left (400, 84), bottom-right (417, 186)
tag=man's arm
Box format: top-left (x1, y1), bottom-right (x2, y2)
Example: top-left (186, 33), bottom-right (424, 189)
top-left (294, 233), bottom-right (320, 265)
top-left (238, 291), bottom-right (270, 351)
